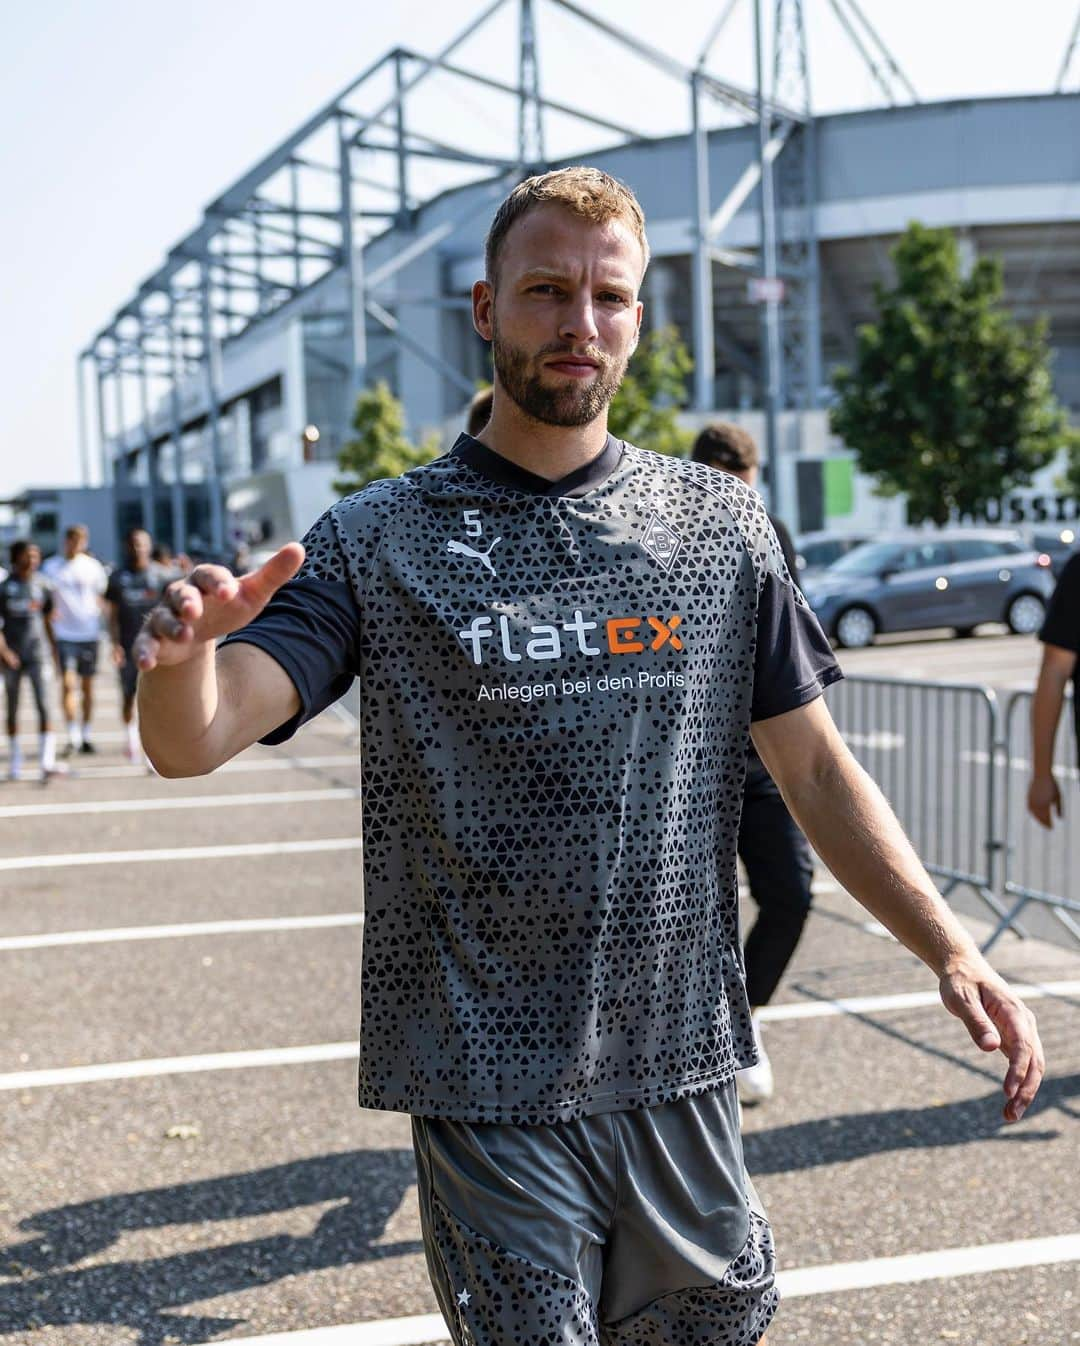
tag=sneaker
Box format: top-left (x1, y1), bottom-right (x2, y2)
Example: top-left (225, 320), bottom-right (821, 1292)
top-left (40, 763), bottom-right (70, 784)
top-left (60, 743), bottom-right (77, 759)
top-left (736, 1013), bottom-right (774, 1104)
top-left (78, 740), bottom-right (96, 755)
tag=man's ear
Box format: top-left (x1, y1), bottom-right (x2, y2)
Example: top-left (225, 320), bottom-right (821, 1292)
top-left (473, 280), bottom-right (494, 341)
top-left (631, 299), bottom-right (644, 352)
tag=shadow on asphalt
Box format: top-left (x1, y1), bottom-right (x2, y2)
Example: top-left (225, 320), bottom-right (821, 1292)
top-left (3, 1076), bottom-right (1076, 1343)
top-left (742, 1072), bottom-right (1078, 1176)
top-left (0, 1148), bottom-right (421, 1345)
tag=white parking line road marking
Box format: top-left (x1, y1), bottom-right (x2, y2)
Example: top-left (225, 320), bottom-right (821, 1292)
top-left (0, 787), bottom-right (360, 819)
top-left (230, 1317), bottom-right (449, 1346)
top-left (6, 979), bottom-right (1076, 1092)
top-left (59, 754), bottom-right (359, 781)
top-left (0, 1042), bottom-right (360, 1091)
top-left (0, 913), bottom-right (364, 952)
top-left (759, 978), bottom-right (1080, 1022)
top-left (222, 1234), bottom-right (1080, 1345)
top-left (0, 837), bottom-right (363, 873)
top-left (777, 1232), bottom-right (1080, 1297)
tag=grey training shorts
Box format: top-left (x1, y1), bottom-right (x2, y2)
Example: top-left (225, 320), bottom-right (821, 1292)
top-left (412, 1082), bottom-right (778, 1345)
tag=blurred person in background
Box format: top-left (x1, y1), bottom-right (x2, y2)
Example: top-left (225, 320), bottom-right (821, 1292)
top-left (105, 528), bottom-right (173, 762)
top-left (691, 422), bottom-right (810, 1105)
top-left (1027, 548), bottom-right (1080, 827)
top-left (0, 540), bottom-right (64, 781)
top-left (466, 385), bottom-right (493, 437)
top-left (42, 524), bottom-right (107, 756)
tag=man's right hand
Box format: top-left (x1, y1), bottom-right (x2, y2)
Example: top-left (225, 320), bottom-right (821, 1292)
top-left (133, 543), bottom-right (305, 672)
top-left (1, 650), bottom-right (19, 670)
top-left (1027, 772), bottom-right (1063, 829)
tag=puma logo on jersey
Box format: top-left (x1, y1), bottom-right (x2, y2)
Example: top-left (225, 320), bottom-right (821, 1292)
top-left (447, 537), bottom-right (502, 576)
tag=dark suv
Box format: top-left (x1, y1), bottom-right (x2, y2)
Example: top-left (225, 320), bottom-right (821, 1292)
top-left (800, 529), bottom-right (1056, 648)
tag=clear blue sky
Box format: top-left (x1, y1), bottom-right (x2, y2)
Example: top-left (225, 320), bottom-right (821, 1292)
top-left (2, 0), bottom-right (1077, 496)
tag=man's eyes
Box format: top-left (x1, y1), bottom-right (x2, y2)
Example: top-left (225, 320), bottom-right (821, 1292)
top-left (527, 284), bottom-right (629, 305)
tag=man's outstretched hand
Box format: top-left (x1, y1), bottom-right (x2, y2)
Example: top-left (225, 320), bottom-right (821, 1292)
top-left (132, 543), bottom-right (305, 672)
top-left (939, 958), bottom-right (1045, 1123)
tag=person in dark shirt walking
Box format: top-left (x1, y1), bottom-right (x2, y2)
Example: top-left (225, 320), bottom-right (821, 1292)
top-left (691, 422), bottom-right (812, 1103)
top-left (0, 540), bottom-right (63, 781)
top-left (105, 529), bottom-right (172, 762)
top-left (1027, 551), bottom-right (1080, 826)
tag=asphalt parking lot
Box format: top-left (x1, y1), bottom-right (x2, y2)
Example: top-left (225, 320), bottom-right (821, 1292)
top-left (0, 629), bottom-right (1076, 1345)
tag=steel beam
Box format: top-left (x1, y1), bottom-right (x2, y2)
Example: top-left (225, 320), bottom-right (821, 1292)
top-left (755, 0), bottom-right (783, 519)
top-left (76, 354), bottom-right (91, 487)
top-left (167, 297), bottom-right (186, 553)
top-left (199, 263), bottom-right (226, 555)
top-left (138, 318), bottom-right (157, 534)
top-left (366, 300), bottom-right (477, 396)
top-left (690, 74), bottom-right (715, 411)
top-left (339, 121), bottom-right (368, 401)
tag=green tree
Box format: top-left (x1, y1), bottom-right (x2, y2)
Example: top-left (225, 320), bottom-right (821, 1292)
top-left (334, 380), bottom-right (440, 495)
top-left (830, 222), bottom-right (1072, 525)
top-left (1061, 435), bottom-right (1080, 499)
top-left (608, 325), bottom-right (694, 457)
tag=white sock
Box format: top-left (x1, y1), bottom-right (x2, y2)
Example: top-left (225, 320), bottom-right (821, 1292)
top-left (41, 732), bottom-right (57, 771)
top-left (68, 722), bottom-right (82, 749)
top-left (80, 721), bottom-right (91, 745)
top-left (127, 723), bottom-right (140, 757)
top-left (8, 740), bottom-right (21, 777)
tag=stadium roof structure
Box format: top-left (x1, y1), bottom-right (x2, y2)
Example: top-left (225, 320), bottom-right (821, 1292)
top-left (81, 0), bottom-right (1080, 551)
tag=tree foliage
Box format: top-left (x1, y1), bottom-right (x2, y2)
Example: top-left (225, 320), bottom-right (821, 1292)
top-left (334, 381), bottom-right (440, 496)
top-left (830, 223), bottom-right (1072, 525)
top-left (608, 325), bottom-right (694, 457)
top-left (1062, 436), bottom-right (1080, 499)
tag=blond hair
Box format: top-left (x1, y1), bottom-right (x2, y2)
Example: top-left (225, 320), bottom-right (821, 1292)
top-left (484, 167), bottom-right (649, 283)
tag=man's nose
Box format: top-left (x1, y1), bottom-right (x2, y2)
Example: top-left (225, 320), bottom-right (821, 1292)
top-left (558, 293), bottom-right (599, 345)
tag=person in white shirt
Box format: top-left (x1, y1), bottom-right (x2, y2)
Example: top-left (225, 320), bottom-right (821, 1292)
top-left (42, 524), bottom-right (107, 755)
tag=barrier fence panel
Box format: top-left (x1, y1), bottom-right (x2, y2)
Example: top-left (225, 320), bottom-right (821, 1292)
top-left (824, 675), bottom-right (1017, 936)
top-left (996, 689), bottom-right (1080, 952)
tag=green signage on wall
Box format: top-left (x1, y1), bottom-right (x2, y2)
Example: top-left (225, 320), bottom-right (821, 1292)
top-left (824, 457), bottom-right (854, 517)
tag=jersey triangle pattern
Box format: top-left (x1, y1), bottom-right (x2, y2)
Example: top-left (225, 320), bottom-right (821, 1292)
top-left (233, 437), bottom-right (841, 1124)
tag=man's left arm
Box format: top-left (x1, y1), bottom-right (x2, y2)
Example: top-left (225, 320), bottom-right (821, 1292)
top-left (751, 695), bottom-right (1045, 1123)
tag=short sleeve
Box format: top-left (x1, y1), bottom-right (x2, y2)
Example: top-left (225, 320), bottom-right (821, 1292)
top-left (105, 572), bottom-right (120, 605)
top-left (223, 510), bottom-right (362, 745)
top-left (750, 514), bottom-right (843, 722)
top-left (1040, 554), bottom-right (1080, 654)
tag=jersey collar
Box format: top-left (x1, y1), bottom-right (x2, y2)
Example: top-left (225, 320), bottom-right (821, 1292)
top-left (449, 432), bottom-right (623, 499)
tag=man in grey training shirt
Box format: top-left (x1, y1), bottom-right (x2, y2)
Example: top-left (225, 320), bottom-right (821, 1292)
top-left (134, 168), bottom-right (1044, 1346)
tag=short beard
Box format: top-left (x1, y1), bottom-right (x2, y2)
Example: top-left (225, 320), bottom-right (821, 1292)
top-left (491, 319), bottom-right (628, 428)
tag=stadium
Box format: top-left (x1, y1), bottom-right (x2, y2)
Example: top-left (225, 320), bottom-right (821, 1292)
top-left (79, 0), bottom-right (1080, 558)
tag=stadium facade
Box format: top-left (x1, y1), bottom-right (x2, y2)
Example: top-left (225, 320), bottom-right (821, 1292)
top-left (90, 84), bottom-right (1080, 558)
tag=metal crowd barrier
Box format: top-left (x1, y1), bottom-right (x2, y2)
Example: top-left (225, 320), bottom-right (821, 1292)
top-left (995, 689), bottom-right (1080, 951)
top-left (823, 675), bottom-right (1020, 945)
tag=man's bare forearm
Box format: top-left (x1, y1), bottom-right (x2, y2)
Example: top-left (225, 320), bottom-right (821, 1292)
top-left (1030, 669), bottom-right (1067, 778)
top-left (137, 643), bottom-right (226, 777)
top-left (781, 748), bottom-right (981, 977)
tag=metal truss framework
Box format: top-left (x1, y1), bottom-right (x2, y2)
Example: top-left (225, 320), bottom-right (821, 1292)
top-left (83, 0), bottom-right (921, 551)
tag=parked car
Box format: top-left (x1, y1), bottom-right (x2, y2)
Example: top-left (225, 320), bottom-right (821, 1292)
top-left (800, 529), bottom-right (1056, 648)
top-left (793, 531), bottom-right (869, 578)
top-left (1022, 524), bottom-right (1078, 578)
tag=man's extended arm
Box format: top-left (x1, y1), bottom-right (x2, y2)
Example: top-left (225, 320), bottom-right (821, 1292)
top-left (1027, 643), bottom-right (1076, 828)
top-left (134, 545), bottom-right (304, 777)
top-left (751, 696), bottom-right (1044, 1123)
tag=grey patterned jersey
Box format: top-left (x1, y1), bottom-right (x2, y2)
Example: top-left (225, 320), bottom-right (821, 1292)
top-left (226, 435), bottom-right (841, 1124)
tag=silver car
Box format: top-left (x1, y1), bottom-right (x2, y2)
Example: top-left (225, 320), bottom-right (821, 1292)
top-left (800, 530), bottom-right (1056, 649)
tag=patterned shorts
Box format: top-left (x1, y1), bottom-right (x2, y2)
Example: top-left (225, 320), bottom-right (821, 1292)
top-left (412, 1081), bottom-right (778, 1345)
